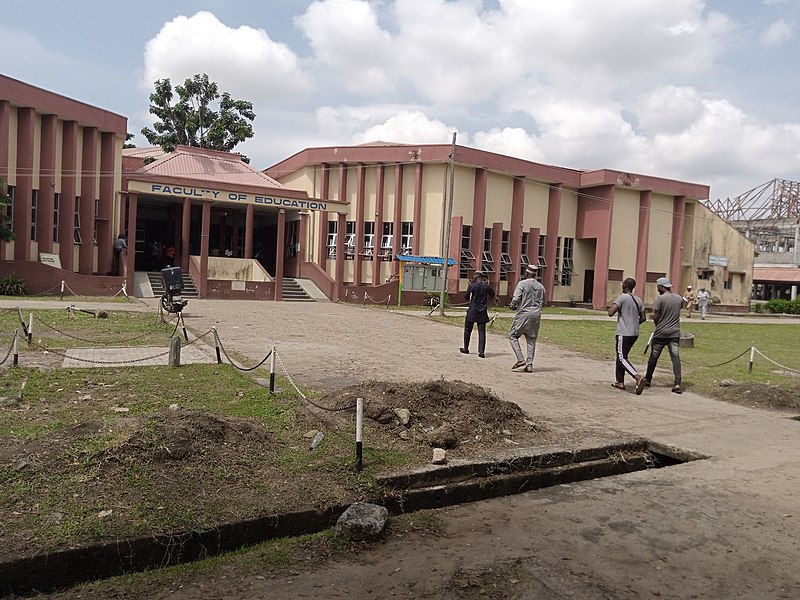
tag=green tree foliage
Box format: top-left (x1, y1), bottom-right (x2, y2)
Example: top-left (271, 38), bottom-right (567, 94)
top-left (140, 74), bottom-right (255, 156)
top-left (0, 178), bottom-right (14, 242)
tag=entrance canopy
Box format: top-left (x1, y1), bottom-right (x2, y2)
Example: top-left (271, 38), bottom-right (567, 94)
top-left (753, 267), bottom-right (800, 283)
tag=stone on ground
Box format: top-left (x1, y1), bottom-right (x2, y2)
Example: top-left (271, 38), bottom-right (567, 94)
top-left (335, 502), bottom-right (389, 542)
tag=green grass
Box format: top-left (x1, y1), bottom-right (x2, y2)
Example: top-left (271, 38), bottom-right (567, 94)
top-left (0, 294), bottom-right (133, 303)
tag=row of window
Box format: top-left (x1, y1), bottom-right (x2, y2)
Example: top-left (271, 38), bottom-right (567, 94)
top-left (457, 226), bottom-right (575, 285)
top-left (326, 221), bottom-right (413, 261)
top-left (3, 186), bottom-right (96, 245)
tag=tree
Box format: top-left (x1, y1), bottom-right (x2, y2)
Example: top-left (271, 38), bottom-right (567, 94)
top-left (0, 178), bottom-right (13, 242)
top-left (140, 74), bottom-right (255, 156)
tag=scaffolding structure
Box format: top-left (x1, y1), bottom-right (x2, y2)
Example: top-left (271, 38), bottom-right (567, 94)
top-left (705, 178), bottom-right (800, 254)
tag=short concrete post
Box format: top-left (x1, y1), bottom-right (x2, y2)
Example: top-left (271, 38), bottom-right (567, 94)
top-left (749, 346), bottom-right (755, 373)
top-left (212, 327), bottom-right (222, 364)
top-left (27, 313), bottom-right (33, 345)
top-left (168, 336), bottom-right (181, 367)
top-left (60, 280), bottom-right (65, 301)
top-left (355, 397), bottom-right (364, 471)
top-left (13, 330), bottom-right (19, 367)
top-left (269, 345), bottom-right (277, 394)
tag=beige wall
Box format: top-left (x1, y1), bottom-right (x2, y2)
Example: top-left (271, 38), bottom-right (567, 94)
top-left (420, 164), bottom-right (445, 256)
top-left (609, 188), bottom-right (639, 273)
top-left (521, 179), bottom-right (549, 231)
top-left (647, 193), bottom-right (674, 272)
top-left (484, 171), bottom-right (513, 225)
top-left (452, 166), bottom-right (475, 224)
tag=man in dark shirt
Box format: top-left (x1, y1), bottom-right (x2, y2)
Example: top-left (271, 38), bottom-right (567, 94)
top-left (460, 270), bottom-right (495, 358)
top-left (640, 277), bottom-right (684, 394)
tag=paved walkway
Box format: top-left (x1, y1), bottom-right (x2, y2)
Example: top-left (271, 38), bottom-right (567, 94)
top-left (5, 297), bottom-right (800, 597)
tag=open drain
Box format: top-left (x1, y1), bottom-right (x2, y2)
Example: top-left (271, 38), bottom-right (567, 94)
top-left (377, 439), bottom-right (706, 513)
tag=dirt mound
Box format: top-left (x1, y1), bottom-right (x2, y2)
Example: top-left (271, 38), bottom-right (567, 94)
top-left (318, 380), bottom-right (537, 452)
top-left (100, 409), bottom-right (272, 463)
top-left (713, 381), bottom-right (800, 411)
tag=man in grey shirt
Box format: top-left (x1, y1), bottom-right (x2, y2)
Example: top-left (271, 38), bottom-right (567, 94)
top-left (508, 264), bottom-right (546, 373)
top-left (640, 277), bottom-right (683, 394)
top-left (608, 277), bottom-right (645, 392)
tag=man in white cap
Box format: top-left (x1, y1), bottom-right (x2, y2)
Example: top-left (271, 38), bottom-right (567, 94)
top-left (683, 284), bottom-right (696, 318)
top-left (508, 264), bottom-right (546, 372)
top-left (638, 277), bottom-right (683, 394)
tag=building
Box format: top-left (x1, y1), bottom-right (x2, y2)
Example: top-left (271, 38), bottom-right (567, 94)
top-left (706, 179), bottom-right (800, 301)
top-left (1, 76), bottom-right (754, 309)
top-left (267, 143), bottom-right (755, 310)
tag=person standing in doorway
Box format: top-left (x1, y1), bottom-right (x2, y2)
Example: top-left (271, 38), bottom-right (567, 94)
top-left (112, 233), bottom-right (127, 276)
top-left (683, 285), bottom-right (696, 318)
top-left (460, 270), bottom-right (495, 358)
top-left (508, 264), bottom-right (546, 373)
top-left (697, 287), bottom-right (710, 319)
top-left (640, 277), bottom-right (683, 394)
top-left (608, 277), bottom-right (646, 392)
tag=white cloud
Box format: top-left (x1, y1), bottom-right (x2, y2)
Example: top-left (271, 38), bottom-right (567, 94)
top-left (352, 110), bottom-right (462, 144)
top-left (142, 11), bottom-right (310, 103)
top-left (472, 128), bottom-right (546, 163)
top-left (634, 86), bottom-right (706, 134)
top-left (760, 18), bottom-right (794, 46)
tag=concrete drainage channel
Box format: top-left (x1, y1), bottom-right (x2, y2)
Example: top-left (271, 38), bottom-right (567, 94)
top-left (0, 439), bottom-right (706, 596)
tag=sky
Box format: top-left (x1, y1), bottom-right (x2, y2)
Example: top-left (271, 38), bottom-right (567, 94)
top-left (2, 0), bottom-right (800, 203)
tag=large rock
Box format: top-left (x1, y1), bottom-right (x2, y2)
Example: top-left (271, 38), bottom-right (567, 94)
top-left (427, 422), bottom-right (458, 449)
top-left (392, 407), bottom-right (412, 426)
top-left (335, 502), bottom-right (389, 542)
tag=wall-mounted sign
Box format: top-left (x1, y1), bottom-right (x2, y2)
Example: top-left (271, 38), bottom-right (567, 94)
top-left (708, 255), bottom-right (728, 267)
top-left (127, 180), bottom-right (343, 212)
top-left (39, 252), bottom-right (62, 269)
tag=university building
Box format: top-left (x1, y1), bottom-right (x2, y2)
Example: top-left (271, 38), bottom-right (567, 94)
top-left (1, 75), bottom-right (755, 310)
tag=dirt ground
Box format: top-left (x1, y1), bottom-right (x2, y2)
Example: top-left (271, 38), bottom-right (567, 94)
top-left (8, 299), bottom-right (800, 599)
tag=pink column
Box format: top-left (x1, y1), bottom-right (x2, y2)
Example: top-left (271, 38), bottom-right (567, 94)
top-left (448, 215), bottom-right (462, 294)
top-left (98, 132), bottom-right (115, 275)
top-left (199, 200), bottom-right (211, 297)
top-left (78, 127), bottom-right (97, 274)
top-left (669, 196), bottom-right (686, 290)
top-left (354, 163), bottom-right (365, 284)
top-left (412, 162), bottom-right (423, 255)
top-left (508, 177), bottom-right (525, 292)
top-left (372, 163), bottom-right (385, 285)
top-left (14, 107), bottom-right (34, 261)
top-left (635, 190), bottom-right (652, 291)
top-left (59, 121), bottom-right (77, 271)
top-left (275, 209), bottom-right (286, 300)
top-left (544, 184), bottom-right (561, 302)
top-left (299, 211), bottom-right (309, 264)
top-left (317, 164), bottom-right (330, 269)
top-left (335, 212), bottom-right (346, 299)
top-left (244, 203), bottom-right (254, 258)
top-left (38, 114), bottom-right (57, 255)
top-left (490, 222), bottom-right (503, 291)
top-left (181, 197), bottom-right (191, 270)
top-left (471, 168), bottom-right (487, 269)
top-left (0, 101), bottom-right (9, 260)
top-left (125, 192), bottom-right (138, 294)
top-left (392, 163), bottom-right (403, 276)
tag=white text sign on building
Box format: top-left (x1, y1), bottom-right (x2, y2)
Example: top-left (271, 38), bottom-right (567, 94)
top-left (708, 255), bottom-right (728, 267)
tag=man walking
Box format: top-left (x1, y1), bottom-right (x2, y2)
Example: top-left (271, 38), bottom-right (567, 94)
top-left (112, 233), bottom-right (127, 276)
top-left (508, 264), bottom-right (546, 373)
top-left (697, 287), bottom-right (710, 320)
top-left (639, 277), bottom-right (683, 394)
top-left (608, 277), bottom-right (645, 392)
top-left (460, 270), bottom-right (495, 358)
top-left (683, 285), bottom-right (696, 318)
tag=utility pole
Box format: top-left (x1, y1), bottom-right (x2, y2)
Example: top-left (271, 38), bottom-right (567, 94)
top-left (439, 132), bottom-right (457, 316)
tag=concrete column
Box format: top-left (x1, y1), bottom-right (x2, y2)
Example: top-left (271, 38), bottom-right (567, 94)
top-left (125, 192), bottom-right (138, 294)
top-left (335, 212), bottom-right (346, 299)
top-left (354, 163), bottom-right (365, 284)
top-left (490, 222), bottom-right (503, 291)
top-left (392, 163), bottom-right (403, 276)
top-left (412, 162), bottom-right (423, 255)
top-left (544, 184), bottom-right (562, 303)
top-left (14, 107), bottom-right (34, 261)
top-left (38, 114), bottom-right (57, 255)
top-left (0, 101), bottom-right (9, 260)
top-left (448, 215), bottom-right (462, 294)
top-left (98, 132), bottom-right (115, 275)
top-left (318, 163), bottom-right (330, 269)
top-left (78, 127), bottom-right (97, 274)
top-left (181, 197), bottom-right (191, 271)
top-left (275, 209), bottom-right (286, 300)
top-left (508, 177), bottom-right (525, 292)
top-left (59, 121), bottom-right (77, 271)
top-left (791, 285), bottom-right (797, 301)
top-left (471, 168), bottom-right (487, 269)
top-left (372, 163), bottom-right (385, 286)
top-left (299, 211), bottom-right (309, 264)
top-left (529, 227), bottom-right (541, 282)
top-left (635, 190), bottom-right (652, 294)
top-left (669, 196), bottom-right (686, 291)
top-left (244, 203), bottom-right (254, 258)
top-left (231, 211), bottom-right (240, 256)
top-left (200, 200), bottom-right (211, 298)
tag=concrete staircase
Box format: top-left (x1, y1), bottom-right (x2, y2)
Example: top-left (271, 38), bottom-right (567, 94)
top-left (147, 271), bottom-right (199, 298)
top-left (282, 278), bottom-right (314, 302)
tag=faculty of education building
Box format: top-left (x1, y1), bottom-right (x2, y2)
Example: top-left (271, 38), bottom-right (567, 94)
top-left (0, 75), bottom-right (754, 310)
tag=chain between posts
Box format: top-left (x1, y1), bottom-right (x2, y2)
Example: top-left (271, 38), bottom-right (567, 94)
top-left (274, 349), bottom-right (359, 412)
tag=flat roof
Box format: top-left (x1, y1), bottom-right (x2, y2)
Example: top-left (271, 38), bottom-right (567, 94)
top-left (753, 267), bottom-right (800, 283)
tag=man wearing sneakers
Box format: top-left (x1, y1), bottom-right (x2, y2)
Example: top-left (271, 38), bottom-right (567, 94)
top-left (608, 277), bottom-right (646, 392)
top-left (460, 270), bottom-right (495, 358)
top-left (508, 264), bottom-right (546, 373)
top-left (639, 277), bottom-right (683, 394)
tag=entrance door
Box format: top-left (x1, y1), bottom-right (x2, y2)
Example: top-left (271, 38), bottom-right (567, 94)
top-left (583, 269), bottom-right (594, 304)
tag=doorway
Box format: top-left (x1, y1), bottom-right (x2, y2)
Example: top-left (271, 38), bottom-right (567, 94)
top-left (583, 269), bottom-right (594, 304)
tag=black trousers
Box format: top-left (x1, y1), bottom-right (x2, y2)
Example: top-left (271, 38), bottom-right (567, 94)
top-left (464, 320), bottom-right (487, 354)
top-left (615, 334), bottom-right (639, 383)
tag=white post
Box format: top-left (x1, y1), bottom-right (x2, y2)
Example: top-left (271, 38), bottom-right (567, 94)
top-left (355, 397), bottom-right (364, 471)
top-left (60, 280), bottom-right (65, 300)
top-left (269, 345), bottom-right (277, 394)
top-left (749, 346), bottom-right (756, 373)
top-left (27, 313), bottom-right (33, 345)
top-left (212, 327), bottom-right (221, 363)
top-left (12, 330), bottom-right (18, 367)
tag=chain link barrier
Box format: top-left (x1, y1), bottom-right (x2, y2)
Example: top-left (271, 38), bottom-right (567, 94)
top-left (35, 315), bottom-right (174, 346)
top-left (275, 348), bottom-right (359, 412)
top-left (754, 348), bottom-right (800, 374)
top-left (701, 347), bottom-right (753, 369)
top-left (0, 332), bottom-right (17, 366)
top-left (216, 335), bottom-right (274, 372)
